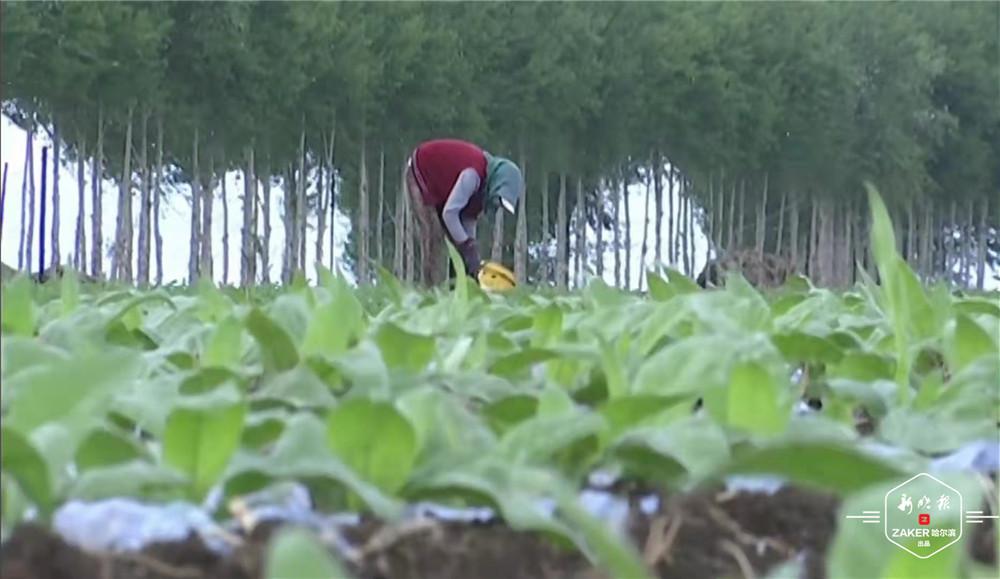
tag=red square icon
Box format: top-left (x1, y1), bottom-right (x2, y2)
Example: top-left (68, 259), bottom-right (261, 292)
top-left (918, 513), bottom-right (930, 525)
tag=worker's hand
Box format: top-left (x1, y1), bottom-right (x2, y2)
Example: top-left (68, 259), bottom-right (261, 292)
top-left (457, 239), bottom-right (481, 278)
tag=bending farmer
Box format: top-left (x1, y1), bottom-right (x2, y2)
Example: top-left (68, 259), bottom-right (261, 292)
top-left (405, 139), bottom-right (523, 285)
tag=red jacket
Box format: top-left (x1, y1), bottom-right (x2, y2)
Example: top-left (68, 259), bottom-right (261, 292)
top-left (410, 139), bottom-right (487, 222)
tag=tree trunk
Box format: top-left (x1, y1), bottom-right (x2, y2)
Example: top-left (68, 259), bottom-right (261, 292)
top-left (714, 170), bottom-right (725, 251)
top-left (776, 190), bottom-right (786, 259)
top-left (808, 198), bottom-right (818, 280)
top-left (18, 128), bottom-right (30, 270)
top-left (655, 157), bottom-right (664, 265)
top-left (756, 173), bottom-right (769, 257)
top-left (262, 166), bottom-right (272, 284)
top-left (92, 107), bottom-right (104, 278)
top-left (844, 201), bottom-right (854, 286)
top-left (25, 124), bottom-right (35, 273)
top-left (282, 165), bottom-right (293, 284)
top-left (113, 106), bottom-right (134, 282)
top-left (639, 170), bottom-right (651, 288)
top-left (326, 122), bottom-right (337, 273)
top-left (595, 181), bottom-right (604, 278)
top-left (612, 174), bottom-right (621, 287)
top-left (120, 106), bottom-right (135, 282)
top-left (920, 201), bottom-right (933, 279)
top-left (51, 124), bottom-right (61, 269)
top-left (962, 199), bottom-right (973, 287)
top-left (789, 197), bottom-right (799, 271)
top-left (244, 147), bottom-right (257, 287)
top-left (682, 182), bottom-right (690, 276)
top-left (404, 173), bottom-right (414, 283)
top-left (222, 162), bottom-right (230, 284)
top-left (377, 145), bottom-right (385, 268)
top-left (948, 200), bottom-right (957, 284)
top-left (137, 111), bottom-right (151, 287)
top-left (541, 169), bottom-right (550, 283)
top-left (39, 145), bottom-right (47, 277)
top-left (737, 179), bottom-right (746, 249)
top-left (688, 177), bottom-right (697, 274)
top-left (188, 128), bottom-right (201, 285)
top-left (298, 128), bottom-right (307, 277)
top-left (394, 163), bottom-right (406, 278)
top-left (976, 197), bottom-right (988, 290)
top-left (201, 160), bottom-right (215, 282)
top-left (906, 199), bottom-right (915, 265)
top-left (75, 139), bottom-right (87, 271)
top-left (726, 181), bottom-right (736, 250)
top-left (623, 170), bottom-right (631, 290)
top-left (154, 115), bottom-right (164, 286)
top-left (556, 172), bottom-right (568, 289)
top-left (358, 132), bottom-right (370, 285)
top-left (574, 175), bottom-right (584, 285)
top-left (514, 145), bottom-right (527, 283)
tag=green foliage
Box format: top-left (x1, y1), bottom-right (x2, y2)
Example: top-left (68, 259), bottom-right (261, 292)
top-left (0, 196), bottom-right (996, 574)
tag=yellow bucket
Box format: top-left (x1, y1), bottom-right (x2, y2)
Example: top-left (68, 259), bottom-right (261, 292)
top-left (478, 261), bottom-right (517, 291)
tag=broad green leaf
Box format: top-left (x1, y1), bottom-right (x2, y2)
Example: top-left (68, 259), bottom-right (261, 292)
top-left (60, 268), bottom-right (80, 315)
top-left (327, 398), bottom-right (418, 495)
top-left (706, 361), bottom-right (791, 436)
top-left (329, 340), bottom-right (390, 396)
top-left (948, 314), bottom-right (996, 372)
top-left (531, 304), bottom-right (563, 347)
top-left (246, 307), bottom-right (299, 373)
top-left (69, 460), bottom-right (189, 502)
top-left (396, 387), bottom-right (496, 467)
top-left (374, 322), bottom-right (435, 373)
top-left (770, 331), bottom-right (844, 365)
top-left (163, 402), bottom-right (247, 500)
top-left (497, 412), bottom-right (606, 465)
top-left (719, 441), bottom-right (909, 494)
top-left (1, 427), bottom-right (53, 515)
top-left (202, 316), bottom-right (244, 368)
top-left (598, 395), bottom-right (691, 443)
top-left (1, 275), bottom-right (36, 336)
top-left (254, 365), bottom-right (338, 409)
top-left (489, 348), bottom-right (558, 378)
top-left (612, 415), bottom-right (731, 483)
top-left (265, 527), bottom-right (353, 579)
top-left (482, 395), bottom-right (538, 434)
top-left (302, 277), bottom-right (365, 357)
top-left (4, 350), bottom-right (142, 434)
top-left (75, 427), bottom-right (148, 471)
top-left (831, 351), bottom-right (896, 381)
top-left (225, 414), bottom-right (402, 519)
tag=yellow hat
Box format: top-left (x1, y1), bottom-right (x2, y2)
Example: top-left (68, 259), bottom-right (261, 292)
top-left (478, 261), bottom-right (516, 291)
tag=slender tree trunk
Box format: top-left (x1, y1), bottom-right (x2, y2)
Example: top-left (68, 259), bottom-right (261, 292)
top-left (905, 199), bottom-right (915, 265)
top-left (714, 170), bottom-right (725, 251)
top-left (514, 144), bottom-right (527, 283)
top-left (25, 124), bottom-right (35, 273)
top-left (556, 172), bottom-right (568, 289)
top-left (844, 201), bottom-right (854, 287)
top-left (201, 160), bottom-right (215, 282)
top-left (623, 170), bottom-right (631, 290)
top-left (0, 163), bottom-right (7, 251)
top-left (188, 128), bottom-right (201, 285)
top-left (756, 173), bottom-right (769, 257)
top-left (75, 140), bottom-right (86, 271)
top-left (358, 131), bottom-right (370, 285)
top-left (394, 163), bottom-right (406, 278)
top-left (219, 163), bottom-right (229, 285)
top-left (137, 111), bottom-right (151, 287)
top-left (776, 190), bottom-right (786, 258)
top-left (789, 196), bottom-right (799, 271)
top-left (298, 127), bottom-right (307, 276)
top-left (154, 116), bottom-right (164, 286)
top-left (244, 147), bottom-right (257, 287)
top-left (726, 181), bottom-right (736, 250)
top-left (404, 174), bottom-right (414, 283)
top-left (655, 157), bottom-right (664, 265)
top-left (681, 184), bottom-right (690, 276)
top-left (18, 129), bottom-right (30, 270)
top-left (92, 108), bottom-right (104, 278)
top-left (807, 198), bottom-right (820, 283)
top-left (595, 181), bottom-right (604, 278)
top-left (262, 166), bottom-right (272, 284)
top-left (948, 200), bottom-right (957, 284)
top-left (639, 170), bottom-right (651, 288)
top-left (737, 180), bottom-right (746, 249)
top-left (113, 105), bottom-right (134, 282)
top-left (326, 122), bottom-right (336, 273)
top-left (976, 197), bottom-right (988, 290)
top-left (282, 165), bottom-right (293, 283)
top-left (51, 124), bottom-right (60, 269)
top-left (541, 169), bottom-right (550, 283)
top-left (574, 175), bottom-right (584, 285)
top-left (39, 146), bottom-right (47, 277)
top-left (920, 201), bottom-right (933, 279)
top-left (377, 145), bottom-right (385, 268)
top-left (962, 199), bottom-right (973, 287)
top-left (689, 177), bottom-right (697, 274)
top-left (612, 174), bottom-right (621, 287)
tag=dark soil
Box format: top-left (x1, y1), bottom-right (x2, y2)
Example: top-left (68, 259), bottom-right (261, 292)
top-left (2, 483), bottom-right (996, 579)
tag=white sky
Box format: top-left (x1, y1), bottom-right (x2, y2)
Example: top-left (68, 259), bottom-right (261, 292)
top-left (1, 114), bottom-right (995, 291)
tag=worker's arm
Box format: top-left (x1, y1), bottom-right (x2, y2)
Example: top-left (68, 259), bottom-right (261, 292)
top-left (441, 168), bottom-right (481, 244)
